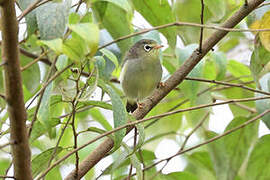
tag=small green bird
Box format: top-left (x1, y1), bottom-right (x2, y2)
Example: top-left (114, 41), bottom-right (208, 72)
top-left (120, 39), bottom-right (163, 112)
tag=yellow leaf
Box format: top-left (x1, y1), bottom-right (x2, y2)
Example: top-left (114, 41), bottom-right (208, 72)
top-left (259, 11), bottom-right (270, 52)
top-left (250, 20), bottom-right (261, 35)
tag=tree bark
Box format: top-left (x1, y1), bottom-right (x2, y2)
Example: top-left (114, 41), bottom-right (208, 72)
top-left (1, 1), bottom-right (32, 179)
top-left (65, 0), bottom-right (266, 179)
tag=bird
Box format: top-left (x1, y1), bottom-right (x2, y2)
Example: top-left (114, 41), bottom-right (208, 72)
top-left (120, 39), bottom-right (163, 112)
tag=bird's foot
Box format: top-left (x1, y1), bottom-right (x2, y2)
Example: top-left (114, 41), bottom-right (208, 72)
top-left (137, 102), bottom-right (144, 109)
top-left (158, 82), bottom-right (165, 88)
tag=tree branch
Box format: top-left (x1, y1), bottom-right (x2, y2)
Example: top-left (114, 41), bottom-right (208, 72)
top-left (64, 0), bottom-right (266, 179)
top-left (0, 1), bottom-right (32, 179)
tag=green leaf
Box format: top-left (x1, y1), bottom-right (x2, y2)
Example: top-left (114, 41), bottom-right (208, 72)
top-left (187, 151), bottom-right (215, 174)
top-left (38, 38), bottom-right (63, 54)
top-left (246, 135), bottom-right (270, 180)
top-left (100, 48), bottom-right (119, 68)
top-left (106, 85), bottom-right (127, 148)
top-left (95, 56), bottom-right (107, 79)
top-left (62, 33), bottom-right (88, 61)
top-left (133, 30), bottom-right (162, 45)
top-left (86, 127), bottom-right (107, 134)
top-left (0, 158), bottom-right (10, 175)
top-left (250, 42), bottom-right (270, 84)
top-left (92, 1), bottom-right (133, 53)
top-left (204, 0), bottom-right (226, 21)
top-left (38, 83), bottom-right (55, 138)
top-left (224, 116), bottom-right (259, 180)
top-left (205, 131), bottom-right (229, 180)
top-left (46, 166), bottom-right (62, 180)
top-left (227, 60), bottom-right (253, 81)
top-left (17, 0), bottom-right (38, 35)
top-left (89, 108), bottom-right (113, 131)
top-left (30, 120), bottom-right (47, 141)
top-left (79, 68), bottom-right (99, 101)
top-left (212, 52), bottom-right (227, 80)
top-left (68, 23), bottom-right (99, 56)
top-left (173, 0), bottom-right (226, 44)
top-left (99, 0), bottom-right (132, 13)
top-left (177, 44), bottom-right (203, 102)
top-left (130, 153), bottom-right (143, 180)
top-left (78, 100), bottom-right (112, 110)
top-left (157, 171), bottom-right (198, 180)
top-left (32, 147), bottom-right (63, 178)
top-left (255, 73), bottom-right (270, 129)
top-left (56, 55), bottom-right (68, 71)
top-left (162, 47), bottom-right (177, 74)
top-left (69, 12), bottom-right (80, 24)
top-left (132, 0), bottom-right (176, 48)
top-left (36, 0), bottom-right (71, 39)
top-left (20, 54), bottom-right (41, 93)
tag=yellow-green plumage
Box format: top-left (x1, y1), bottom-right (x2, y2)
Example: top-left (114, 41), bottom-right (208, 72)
top-left (120, 39), bottom-right (163, 112)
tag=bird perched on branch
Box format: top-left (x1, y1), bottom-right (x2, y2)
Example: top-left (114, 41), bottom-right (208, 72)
top-left (120, 39), bottom-right (163, 112)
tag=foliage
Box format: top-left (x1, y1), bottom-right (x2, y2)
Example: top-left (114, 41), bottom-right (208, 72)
top-left (0, 0), bottom-right (270, 179)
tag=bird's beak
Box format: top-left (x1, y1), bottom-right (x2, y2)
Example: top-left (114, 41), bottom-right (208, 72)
top-left (153, 44), bottom-right (164, 49)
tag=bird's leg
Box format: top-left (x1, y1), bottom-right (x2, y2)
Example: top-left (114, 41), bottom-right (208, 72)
top-left (158, 82), bottom-right (165, 88)
top-left (137, 99), bottom-right (144, 109)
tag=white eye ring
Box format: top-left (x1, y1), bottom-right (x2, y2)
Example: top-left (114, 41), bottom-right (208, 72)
top-left (143, 44), bottom-right (152, 52)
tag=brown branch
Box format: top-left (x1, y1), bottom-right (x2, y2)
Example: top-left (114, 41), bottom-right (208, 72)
top-left (19, 48), bottom-right (52, 65)
top-left (0, 1), bottom-right (32, 179)
top-left (0, 175), bottom-right (15, 179)
top-left (21, 51), bottom-right (48, 71)
top-left (62, 1), bottom-right (266, 179)
top-left (185, 77), bottom-right (269, 95)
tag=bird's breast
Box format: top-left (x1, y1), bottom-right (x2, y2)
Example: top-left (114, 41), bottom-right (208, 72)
top-left (121, 58), bottom-right (162, 101)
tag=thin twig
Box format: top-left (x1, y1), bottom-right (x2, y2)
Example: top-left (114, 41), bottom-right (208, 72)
top-left (258, 2), bottom-right (270, 8)
top-left (21, 51), bottom-right (48, 71)
top-left (199, 0), bottom-right (205, 53)
top-left (19, 48), bottom-right (51, 65)
top-left (0, 141), bottom-right (14, 149)
top-left (0, 175), bottom-right (15, 179)
top-left (36, 95), bottom-right (270, 180)
top-left (185, 77), bottom-right (269, 95)
top-left (17, 0), bottom-right (52, 21)
top-left (98, 21), bottom-right (270, 50)
top-left (127, 127), bottom-right (138, 180)
top-left (138, 149), bottom-right (145, 180)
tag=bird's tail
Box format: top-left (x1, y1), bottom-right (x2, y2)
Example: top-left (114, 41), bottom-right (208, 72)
top-left (126, 101), bottom-right (137, 113)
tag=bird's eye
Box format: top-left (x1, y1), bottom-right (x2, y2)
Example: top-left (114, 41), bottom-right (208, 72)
top-left (143, 44), bottom-right (152, 52)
